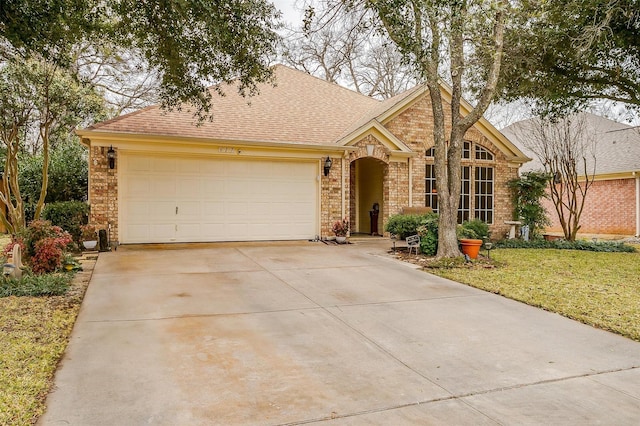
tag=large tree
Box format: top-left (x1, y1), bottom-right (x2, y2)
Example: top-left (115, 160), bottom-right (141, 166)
top-left (0, 0), bottom-right (281, 116)
top-left (500, 0), bottom-right (640, 115)
top-left (280, 5), bottom-right (416, 98)
top-left (0, 59), bottom-right (104, 233)
top-left (355, 0), bottom-right (509, 258)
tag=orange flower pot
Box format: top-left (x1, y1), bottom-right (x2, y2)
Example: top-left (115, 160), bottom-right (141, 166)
top-left (459, 239), bottom-right (483, 259)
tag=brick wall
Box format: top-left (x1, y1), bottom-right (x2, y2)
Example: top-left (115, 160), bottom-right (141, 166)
top-left (542, 178), bottom-right (637, 236)
top-left (320, 154), bottom-right (347, 237)
top-left (382, 96), bottom-right (520, 240)
top-left (89, 146), bottom-right (118, 242)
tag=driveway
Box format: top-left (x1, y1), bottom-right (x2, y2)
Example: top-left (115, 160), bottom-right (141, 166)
top-left (40, 241), bottom-right (640, 425)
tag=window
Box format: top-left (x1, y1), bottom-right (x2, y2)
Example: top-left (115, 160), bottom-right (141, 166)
top-left (425, 141), bottom-right (494, 224)
top-left (475, 167), bottom-right (494, 223)
top-left (426, 147), bottom-right (435, 157)
top-left (459, 166), bottom-right (471, 223)
top-left (425, 164), bottom-right (438, 212)
top-left (462, 141), bottom-right (471, 159)
top-left (475, 145), bottom-right (494, 160)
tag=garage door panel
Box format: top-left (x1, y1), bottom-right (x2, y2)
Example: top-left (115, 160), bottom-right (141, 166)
top-left (149, 201), bottom-right (177, 220)
top-left (151, 157), bottom-right (177, 173)
top-left (177, 178), bottom-right (201, 198)
top-left (203, 202), bottom-right (224, 216)
top-left (177, 202), bottom-right (201, 218)
top-left (149, 224), bottom-right (176, 241)
top-left (121, 154), bottom-right (318, 243)
top-left (127, 178), bottom-right (151, 196)
top-left (176, 224), bottom-right (201, 240)
top-left (202, 180), bottom-right (224, 196)
top-left (151, 176), bottom-right (176, 197)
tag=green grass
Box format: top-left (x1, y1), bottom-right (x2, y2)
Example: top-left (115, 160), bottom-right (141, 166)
top-left (430, 248), bottom-right (640, 341)
top-left (0, 294), bottom-right (82, 425)
top-left (0, 274), bottom-right (73, 297)
top-left (0, 233), bottom-right (87, 426)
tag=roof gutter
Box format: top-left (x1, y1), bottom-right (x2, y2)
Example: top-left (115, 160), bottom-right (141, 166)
top-left (76, 129), bottom-right (354, 154)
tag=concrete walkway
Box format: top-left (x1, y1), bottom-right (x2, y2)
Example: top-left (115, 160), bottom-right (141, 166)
top-left (40, 241), bottom-right (640, 425)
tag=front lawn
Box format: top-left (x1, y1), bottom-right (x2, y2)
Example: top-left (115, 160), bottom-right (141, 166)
top-left (0, 229), bottom-right (93, 425)
top-left (428, 248), bottom-right (640, 341)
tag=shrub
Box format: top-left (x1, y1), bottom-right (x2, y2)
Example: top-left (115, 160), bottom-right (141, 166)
top-left (386, 213), bottom-right (437, 239)
top-left (458, 219), bottom-right (490, 240)
top-left (0, 273), bottom-right (72, 297)
top-left (42, 201), bottom-right (89, 245)
top-left (5, 220), bottom-right (74, 274)
top-left (495, 239), bottom-right (636, 252)
top-left (507, 171), bottom-right (551, 239)
top-left (417, 214), bottom-right (439, 256)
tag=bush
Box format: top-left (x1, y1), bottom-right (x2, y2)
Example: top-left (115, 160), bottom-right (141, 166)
top-left (507, 171), bottom-right (551, 239)
top-left (386, 213), bottom-right (436, 239)
top-left (0, 273), bottom-right (72, 297)
top-left (42, 201), bottom-right (89, 245)
top-left (417, 214), bottom-right (439, 256)
top-left (495, 239), bottom-right (636, 252)
top-left (5, 220), bottom-right (74, 274)
top-left (458, 219), bottom-right (490, 240)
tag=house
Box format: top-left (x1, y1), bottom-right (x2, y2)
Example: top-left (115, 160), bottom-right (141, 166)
top-left (76, 65), bottom-right (529, 245)
top-left (503, 112), bottom-right (640, 238)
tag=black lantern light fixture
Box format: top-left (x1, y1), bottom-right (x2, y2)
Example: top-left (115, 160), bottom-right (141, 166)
top-left (553, 171), bottom-right (562, 184)
top-left (107, 146), bottom-right (116, 169)
top-left (323, 156), bottom-right (332, 176)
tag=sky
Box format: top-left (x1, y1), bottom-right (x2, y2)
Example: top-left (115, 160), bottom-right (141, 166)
top-left (267, 1), bottom-right (638, 126)
top-left (271, 0), bottom-right (302, 25)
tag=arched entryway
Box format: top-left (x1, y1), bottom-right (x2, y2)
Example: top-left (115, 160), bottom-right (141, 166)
top-left (350, 157), bottom-right (386, 235)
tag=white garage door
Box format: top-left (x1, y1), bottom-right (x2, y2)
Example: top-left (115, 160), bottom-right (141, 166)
top-left (119, 153), bottom-right (319, 243)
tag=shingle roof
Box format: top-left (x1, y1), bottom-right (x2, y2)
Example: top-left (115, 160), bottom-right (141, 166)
top-left (502, 112), bottom-right (640, 176)
top-left (88, 65), bottom-right (380, 145)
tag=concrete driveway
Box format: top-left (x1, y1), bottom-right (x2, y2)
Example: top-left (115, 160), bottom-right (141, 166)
top-left (40, 241), bottom-right (640, 425)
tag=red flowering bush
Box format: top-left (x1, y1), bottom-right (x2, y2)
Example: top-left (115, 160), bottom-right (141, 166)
top-left (5, 220), bottom-right (73, 275)
top-left (3, 237), bottom-right (26, 258)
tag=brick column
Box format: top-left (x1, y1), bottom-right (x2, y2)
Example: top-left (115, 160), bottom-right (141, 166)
top-left (89, 146), bottom-right (118, 243)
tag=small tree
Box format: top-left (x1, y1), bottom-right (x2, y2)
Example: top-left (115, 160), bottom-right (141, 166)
top-left (508, 171), bottom-right (551, 239)
top-left (510, 114), bottom-right (597, 241)
top-left (0, 58), bottom-right (103, 233)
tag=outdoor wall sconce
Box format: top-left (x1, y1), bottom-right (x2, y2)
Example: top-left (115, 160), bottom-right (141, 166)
top-left (553, 171), bottom-right (562, 184)
top-left (107, 146), bottom-right (116, 169)
top-left (366, 144), bottom-right (375, 157)
top-left (323, 156), bottom-right (332, 176)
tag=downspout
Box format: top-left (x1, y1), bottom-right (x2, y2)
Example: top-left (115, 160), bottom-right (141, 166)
top-left (635, 172), bottom-right (640, 237)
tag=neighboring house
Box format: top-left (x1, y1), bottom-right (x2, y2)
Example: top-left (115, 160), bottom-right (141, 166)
top-left (503, 112), bottom-right (640, 238)
top-left (77, 65), bottom-right (529, 245)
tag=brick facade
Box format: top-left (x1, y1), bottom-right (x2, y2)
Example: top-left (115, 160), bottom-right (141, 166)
top-left (337, 96), bottom-right (521, 240)
top-left (89, 146), bottom-right (118, 242)
top-left (88, 86), bottom-right (523, 243)
top-left (542, 178), bottom-right (637, 236)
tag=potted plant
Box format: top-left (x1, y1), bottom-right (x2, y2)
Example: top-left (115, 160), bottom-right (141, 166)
top-left (458, 219), bottom-right (489, 259)
top-left (332, 218), bottom-right (350, 244)
top-left (80, 224), bottom-right (98, 250)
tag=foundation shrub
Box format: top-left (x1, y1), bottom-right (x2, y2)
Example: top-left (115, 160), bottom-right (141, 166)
top-left (417, 214), bottom-right (439, 256)
top-left (42, 201), bottom-right (89, 246)
top-left (496, 239), bottom-right (635, 252)
top-left (4, 220), bottom-right (74, 274)
top-left (386, 212), bottom-right (439, 240)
